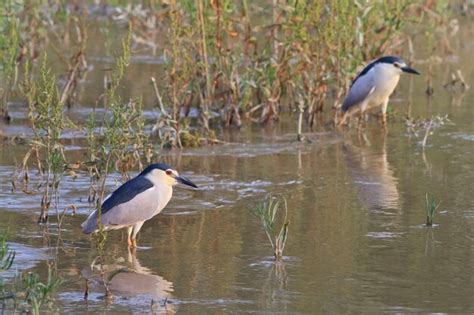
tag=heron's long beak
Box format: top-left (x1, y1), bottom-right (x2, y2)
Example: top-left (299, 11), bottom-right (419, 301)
top-left (402, 66), bottom-right (420, 75)
top-left (176, 175), bottom-right (198, 188)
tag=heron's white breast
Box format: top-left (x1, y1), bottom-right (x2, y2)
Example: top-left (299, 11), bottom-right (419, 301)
top-left (369, 64), bottom-right (401, 105)
top-left (152, 183), bottom-right (173, 216)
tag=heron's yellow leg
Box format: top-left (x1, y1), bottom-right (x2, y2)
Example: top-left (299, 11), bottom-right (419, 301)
top-left (127, 226), bottom-right (133, 247)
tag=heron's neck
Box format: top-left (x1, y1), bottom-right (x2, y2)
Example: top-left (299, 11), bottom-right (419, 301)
top-left (374, 64), bottom-right (401, 92)
top-left (375, 64), bottom-right (401, 81)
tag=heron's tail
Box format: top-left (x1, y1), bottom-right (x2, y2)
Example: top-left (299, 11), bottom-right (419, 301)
top-left (81, 211), bottom-right (97, 234)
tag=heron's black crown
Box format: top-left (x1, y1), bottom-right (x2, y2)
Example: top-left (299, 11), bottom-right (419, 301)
top-left (375, 56), bottom-right (404, 65)
top-left (139, 163), bottom-right (172, 176)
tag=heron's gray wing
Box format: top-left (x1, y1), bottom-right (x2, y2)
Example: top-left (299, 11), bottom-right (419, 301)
top-left (81, 186), bottom-right (162, 233)
top-left (100, 186), bottom-right (163, 227)
top-left (81, 176), bottom-right (155, 233)
top-left (351, 59), bottom-right (378, 86)
top-left (342, 69), bottom-right (375, 112)
top-left (101, 176), bottom-right (154, 215)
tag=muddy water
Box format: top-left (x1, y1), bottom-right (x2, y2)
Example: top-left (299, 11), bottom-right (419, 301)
top-left (1, 28), bottom-right (474, 315)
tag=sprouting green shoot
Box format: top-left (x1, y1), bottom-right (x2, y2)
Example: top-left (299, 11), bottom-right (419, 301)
top-left (0, 234), bottom-right (15, 272)
top-left (16, 266), bottom-right (63, 315)
top-left (253, 194), bottom-right (290, 260)
top-left (1, 234), bottom-right (62, 314)
top-left (425, 194), bottom-right (441, 227)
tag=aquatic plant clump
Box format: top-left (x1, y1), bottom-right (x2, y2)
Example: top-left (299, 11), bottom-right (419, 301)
top-left (253, 194), bottom-right (290, 260)
top-left (0, 235), bottom-right (14, 272)
top-left (0, 235), bottom-right (62, 315)
top-left (425, 194), bottom-right (441, 227)
top-left (14, 56), bottom-right (69, 224)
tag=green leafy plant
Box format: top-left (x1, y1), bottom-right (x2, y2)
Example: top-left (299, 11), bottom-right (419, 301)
top-left (20, 56), bottom-right (68, 224)
top-left (0, 235), bottom-right (15, 273)
top-left (0, 0), bottom-right (20, 120)
top-left (0, 235), bottom-right (62, 315)
top-left (13, 269), bottom-right (63, 314)
top-left (0, 1), bottom-right (455, 149)
top-left (253, 194), bottom-right (290, 260)
top-left (425, 194), bottom-right (441, 227)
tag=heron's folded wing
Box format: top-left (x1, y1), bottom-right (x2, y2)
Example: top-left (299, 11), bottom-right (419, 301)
top-left (81, 177), bottom-right (155, 233)
top-left (342, 71), bottom-right (375, 112)
top-left (102, 186), bottom-right (162, 226)
top-left (101, 176), bottom-right (154, 215)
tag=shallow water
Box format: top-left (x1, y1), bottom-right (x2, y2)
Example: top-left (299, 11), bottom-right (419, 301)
top-left (1, 19), bottom-right (474, 315)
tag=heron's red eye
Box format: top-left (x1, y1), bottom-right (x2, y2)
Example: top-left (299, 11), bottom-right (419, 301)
top-left (166, 170), bottom-right (172, 176)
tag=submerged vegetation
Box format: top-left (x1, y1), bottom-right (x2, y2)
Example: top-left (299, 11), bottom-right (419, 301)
top-left (253, 194), bottom-right (290, 260)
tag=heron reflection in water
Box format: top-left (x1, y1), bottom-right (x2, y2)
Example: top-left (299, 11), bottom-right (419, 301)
top-left (342, 132), bottom-right (400, 212)
top-left (82, 248), bottom-right (174, 310)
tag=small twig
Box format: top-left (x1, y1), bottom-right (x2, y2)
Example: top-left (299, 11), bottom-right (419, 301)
top-left (84, 279), bottom-right (89, 301)
top-left (58, 204), bottom-right (77, 229)
top-left (421, 118), bottom-right (433, 149)
top-left (297, 98), bottom-right (304, 142)
top-left (150, 77), bottom-right (171, 119)
top-left (59, 52), bottom-right (84, 106)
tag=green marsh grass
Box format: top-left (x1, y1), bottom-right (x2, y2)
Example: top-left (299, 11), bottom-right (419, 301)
top-left (0, 0), bottom-right (20, 121)
top-left (0, 235), bottom-right (62, 315)
top-left (425, 194), bottom-right (441, 227)
top-left (2, 2), bottom-right (455, 148)
top-left (13, 268), bottom-right (63, 314)
top-left (253, 194), bottom-right (290, 260)
top-left (17, 56), bottom-right (69, 224)
top-left (0, 235), bottom-right (14, 273)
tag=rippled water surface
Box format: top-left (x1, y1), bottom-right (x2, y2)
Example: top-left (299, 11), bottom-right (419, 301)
top-left (1, 22), bottom-right (474, 315)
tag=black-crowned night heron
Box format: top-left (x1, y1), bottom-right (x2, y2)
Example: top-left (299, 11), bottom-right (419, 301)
top-left (338, 56), bottom-right (420, 127)
top-left (81, 163), bottom-right (198, 247)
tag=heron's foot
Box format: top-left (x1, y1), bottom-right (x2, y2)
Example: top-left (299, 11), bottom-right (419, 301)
top-left (357, 116), bottom-right (365, 131)
top-left (381, 113), bottom-right (387, 126)
top-left (336, 112), bottom-right (347, 127)
top-left (382, 120), bottom-right (388, 134)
